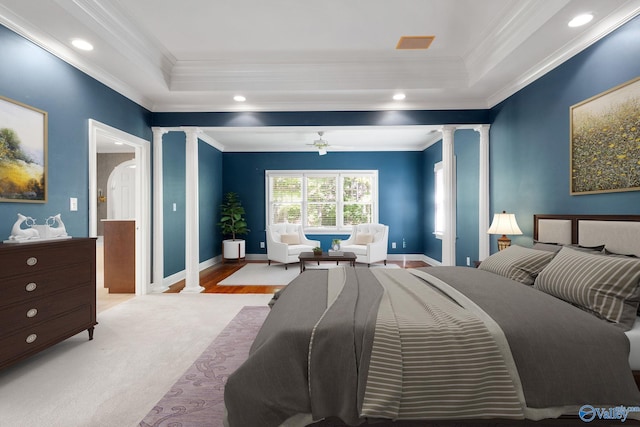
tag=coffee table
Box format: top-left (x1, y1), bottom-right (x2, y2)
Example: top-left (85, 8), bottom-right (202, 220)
top-left (298, 251), bottom-right (357, 273)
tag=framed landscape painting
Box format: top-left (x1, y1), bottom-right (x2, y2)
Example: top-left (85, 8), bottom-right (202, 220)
top-left (570, 76), bottom-right (640, 195)
top-left (0, 96), bottom-right (47, 202)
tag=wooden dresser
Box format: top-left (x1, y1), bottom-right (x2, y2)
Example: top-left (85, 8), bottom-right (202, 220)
top-left (0, 238), bottom-right (97, 371)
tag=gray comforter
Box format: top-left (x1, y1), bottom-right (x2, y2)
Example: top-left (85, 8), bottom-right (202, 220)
top-left (224, 266), bottom-right (640, 427)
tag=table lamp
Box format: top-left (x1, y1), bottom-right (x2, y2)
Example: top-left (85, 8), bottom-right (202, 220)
top-left (487, 211), bottom-right (522, 251)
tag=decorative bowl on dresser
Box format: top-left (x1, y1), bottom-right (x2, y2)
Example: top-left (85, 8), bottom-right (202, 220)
top-left (0, 238), bottom-right (97, 370)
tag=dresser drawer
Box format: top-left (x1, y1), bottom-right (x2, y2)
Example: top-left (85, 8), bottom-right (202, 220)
top-left (1, 262), bottom-right (93, 307)
top-left (0, 305), bottom-right (94, 369)
top-left (0, 285), bottom-right (93, 335)
top-left (0, 239), bottom-right (95, 280)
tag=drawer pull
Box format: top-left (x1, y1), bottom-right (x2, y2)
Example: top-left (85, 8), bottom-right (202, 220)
top-left (26, 308), bottom-right (38, 318)
top-left (25, 282), bottom-right (37, 292)
top-left (26, 334), bottom-right (37, 344)
top-left (26, 257), bottom-right (38, 266)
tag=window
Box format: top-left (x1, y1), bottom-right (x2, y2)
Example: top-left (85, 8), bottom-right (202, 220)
top-left (266, 170), bottom-right (378, 233)
top-left (434, 162), bottom-right (444, 239)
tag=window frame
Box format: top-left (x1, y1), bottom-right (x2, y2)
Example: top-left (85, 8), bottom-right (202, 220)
top-left (266, 170), bottom-right (378, 234)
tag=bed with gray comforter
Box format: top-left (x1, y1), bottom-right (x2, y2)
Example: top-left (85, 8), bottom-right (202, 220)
top-left (224, 266), bottom-right (640, 427)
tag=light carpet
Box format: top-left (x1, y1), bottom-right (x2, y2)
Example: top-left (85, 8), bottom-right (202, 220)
top-left (218, 262), bottom-right (399, 286)
top-left (139, 306), bottom-right (270, 427)
top-left (0, 293), bottom-right (272, 427)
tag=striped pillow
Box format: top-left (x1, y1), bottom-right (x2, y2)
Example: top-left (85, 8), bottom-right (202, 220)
top-left (478, 245), bottom-right (556, 285)
top-left (534, 246), bottom-right (640, 330)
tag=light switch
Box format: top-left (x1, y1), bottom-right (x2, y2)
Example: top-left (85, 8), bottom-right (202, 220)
top-left (70, 197), bottom-right (78, 211)
top-left (172, 203), bottom-right (177, 212)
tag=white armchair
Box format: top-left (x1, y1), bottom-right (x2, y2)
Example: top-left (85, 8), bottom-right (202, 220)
top-left (267, 223), bottom-right (320, 270)
top-left (341, 223), bottom-right (389, 266)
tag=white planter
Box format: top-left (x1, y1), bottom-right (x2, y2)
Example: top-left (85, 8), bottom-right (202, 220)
top-left (223, 239), bottom-right (246, 260)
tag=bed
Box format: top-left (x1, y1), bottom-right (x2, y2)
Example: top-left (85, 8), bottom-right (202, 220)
top-left (224, 214), bottom-right (640, 427)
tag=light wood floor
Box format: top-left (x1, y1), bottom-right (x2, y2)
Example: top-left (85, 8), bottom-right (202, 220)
top-left (166, 260), bottom-right (430, 294)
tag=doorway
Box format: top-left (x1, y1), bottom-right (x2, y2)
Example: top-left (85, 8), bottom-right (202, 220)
top-left (88, 119), bottom-right (151, 295)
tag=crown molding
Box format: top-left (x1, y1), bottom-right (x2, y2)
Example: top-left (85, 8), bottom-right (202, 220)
top-left (54, 0), bottom-right (175, 86)
top-left (487, 2), bottom-right (640, 107)
top-left (0, 3), bottom-right (156, 110)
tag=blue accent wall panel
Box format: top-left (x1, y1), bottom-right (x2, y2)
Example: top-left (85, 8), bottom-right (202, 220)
top-left (0, 24), bottom-right (151, 238)
top-left (198, 140), bottom-right (223, 262)
top-left (489, 14), bottom-right (640, 251)
top-left (222, 151), bottom-right (424, 255)
top-left (454, 129), bottom-right (480, 266)
top-left (422, 141), bottom-right (442, 262)
top-left (163, 132), bottom-right (186, 276)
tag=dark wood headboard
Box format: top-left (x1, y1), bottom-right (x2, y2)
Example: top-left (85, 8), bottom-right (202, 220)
top-left (534, 214), bottom-right (640, 245)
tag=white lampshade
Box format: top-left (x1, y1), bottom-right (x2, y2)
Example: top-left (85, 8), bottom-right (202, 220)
top-left (487, 212), bottom-right (522, 235)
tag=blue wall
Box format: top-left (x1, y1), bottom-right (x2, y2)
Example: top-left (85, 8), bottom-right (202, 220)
top-left (422, 141), bottom-right (442, 262)
top-left (454, 129), bottom-right (480, 266)
top-left (161, 134), bottom-right (222, 275)
top-left (489, 14), bottom-right (640, 251)
top-left (421, 130), bottom-right (480, 266)
top-left (0, 25), bottom-right (151, 238)
top-left (221, 151), bottom-right (424, 255)
top-left (162, 132), bottom-right (186, 276)
top-left (199, 141), bottom-right (223, 262)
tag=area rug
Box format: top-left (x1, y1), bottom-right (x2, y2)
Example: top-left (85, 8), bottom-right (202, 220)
top-left (138, 305), bottom-right (269, 427)
top-left (218, 263), bottom-right (299, 285)
top-left (218, 262), bottom-right (400, 286)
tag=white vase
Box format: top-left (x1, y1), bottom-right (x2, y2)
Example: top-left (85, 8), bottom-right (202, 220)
top-left (223, 239), bottom-right (246, 260)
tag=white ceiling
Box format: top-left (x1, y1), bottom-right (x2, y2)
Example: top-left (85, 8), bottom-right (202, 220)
top-left (2, 0), bottom-right (639, 153)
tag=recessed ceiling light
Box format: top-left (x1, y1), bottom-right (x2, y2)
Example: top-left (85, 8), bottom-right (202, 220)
top-left (568, 13), bottom-right (593, 27)
top-left (233, 95), bottom-right (246, 102)
top-left (71, 38), bottom-right (94, 51)
top-left (114, 141), bottom-right (123, 145)
top-left (393, 93), bottom-right (406, 101)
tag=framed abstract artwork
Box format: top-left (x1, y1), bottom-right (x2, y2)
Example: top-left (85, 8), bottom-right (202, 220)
top-left (570, 76), bottom-right (640, 195)
top-left (0, 96), bottom-right (48, 202)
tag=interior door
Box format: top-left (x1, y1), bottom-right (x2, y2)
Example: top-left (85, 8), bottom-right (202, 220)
top-left (107, 159), bottom-right (136, 219)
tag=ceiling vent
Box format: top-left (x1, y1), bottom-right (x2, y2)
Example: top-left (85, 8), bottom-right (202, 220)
top-left (396, 36), bottom-right (435, 50)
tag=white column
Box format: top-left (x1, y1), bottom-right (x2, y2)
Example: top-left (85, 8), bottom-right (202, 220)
top-left (476, 124), bottom-right (490, 260)
top-left (441, 126), bottom-right (456, 266)
top-left (151, 127), bottom-right (169, 293)
top-left (181, 128), bottom-right (204, 293)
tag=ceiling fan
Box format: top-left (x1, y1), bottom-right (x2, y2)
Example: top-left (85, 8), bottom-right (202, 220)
top-left (307, 131), bottom-right (330, 155)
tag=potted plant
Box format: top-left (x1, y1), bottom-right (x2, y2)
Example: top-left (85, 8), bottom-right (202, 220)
top-left (331, 238), bottom-right (342, 251)
top-left (218, 192), bottom-right (250, 261)
top-left (313, 246), bottom-right (323, 256)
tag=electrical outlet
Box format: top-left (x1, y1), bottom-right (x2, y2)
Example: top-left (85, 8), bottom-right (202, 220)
top-left (466, 257), bottom-right (471, 266)
top-left (402, 238), bottom-right (406, 248)
top-left (260, 241), bottom-right (265, 248)
top-left (172, 202), bottom-right (177, 212)
top-left (69, 197), bottom-right (78, 211)
top-left (391, 242), bottom-right (396, 249)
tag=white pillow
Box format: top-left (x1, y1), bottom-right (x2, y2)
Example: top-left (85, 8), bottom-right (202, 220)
top-left (280, 233), bottom-right (300, 245)
top-left (355, 233), bottom-right (373, 245)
